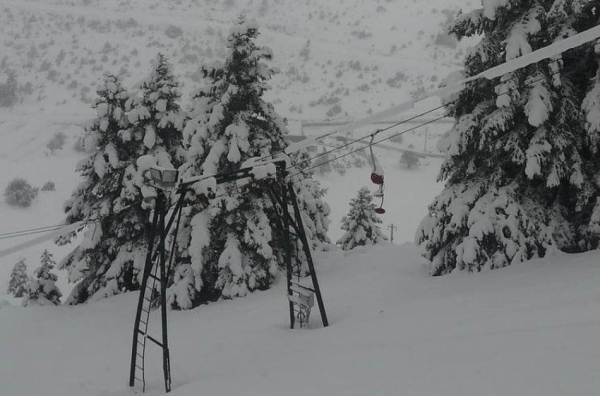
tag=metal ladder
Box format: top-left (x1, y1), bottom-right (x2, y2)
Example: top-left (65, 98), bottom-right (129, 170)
top-left (129, 193), bottom-right (172, 393)
top-left (131, 260), bottom-right (162, 392)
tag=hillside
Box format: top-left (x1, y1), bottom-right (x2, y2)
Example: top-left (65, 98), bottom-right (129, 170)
top-left (0, 0), bottom-right (473, 119)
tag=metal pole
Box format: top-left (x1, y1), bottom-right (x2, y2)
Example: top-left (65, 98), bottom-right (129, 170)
top-left (279, 183), bottom-right (295, 329)
top-left (288, 181), bottom-right (329, 327)
top-left (158, 192), bottom-right (172, 393)
top-left (388, 224), bottom-right (397, 244)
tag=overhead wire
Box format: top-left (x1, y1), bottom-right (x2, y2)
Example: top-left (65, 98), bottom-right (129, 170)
top-left (0, 225), bottom-right (66, 241)
top-left (0, 224), bottom-right (66, 239)
top-left (0, 35), bottom-right (592, 244)
top-left (210, 54), bottom-right (575, 201)
top-left (0, 198), bottom-right (147, 242)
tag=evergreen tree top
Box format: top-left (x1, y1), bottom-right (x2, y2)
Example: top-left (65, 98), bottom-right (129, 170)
top-left (184, 17), bottom-right (287, 177)
top-left (199, 16), bottom-right (276, 99)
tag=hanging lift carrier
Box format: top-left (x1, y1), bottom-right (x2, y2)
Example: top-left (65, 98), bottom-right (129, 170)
top-left (129, 158), bottom-right (329, 393)
top-left (369, 135), bottom-right (386, 214)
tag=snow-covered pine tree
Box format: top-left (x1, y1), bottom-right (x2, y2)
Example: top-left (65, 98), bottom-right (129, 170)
top-left (170, 17), bottom-right (329, 309)
top-left (416, 1), bottom-right (600, 275)
top-left (7, 258), bottom-right (28, 298)
top-left (337, 187), bottom-right (387, 251)
top-left (58, 64), bottom-right (184, 304)
top-left (22, 250), bottom-right (62, 306)
top-left (58, 74), bottom-right (136, 304)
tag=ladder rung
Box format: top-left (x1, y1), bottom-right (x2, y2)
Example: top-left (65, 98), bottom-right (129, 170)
top-left (146, 334), bottom-right (164, 348)
top-left (148, 273), bottom-right (160, 281)
top-left (290, 282), bottom-right (315, 293)
top-left (136, 353), bottom-right (144, 359)
top-left (139, 319), bottom-right (147, 326)
top-left (134, 376), bottom-right (143, 382)
top-left (136, 364), bottom-right (144, 370)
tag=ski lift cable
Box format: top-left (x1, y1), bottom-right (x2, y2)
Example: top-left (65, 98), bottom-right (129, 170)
top-left (0, 52), bottom-right (577, 246)
top-left (277, 63), bottom-right (564, 182)
top-left (287, 59), bottom-right (587, 179)
top-left (0, 196), bottom-right (147, 245)
top-left (0, 26), bottom-right (598, 251)
top-left (306, 49), bottom-right (585, 174)
top-left (211, 57), bottom-right (583, 202)
top-left (0, 55), bottom-right (564, 248)
top-left (0, 26), bottom-right (576, 240)
top-left (0, 224), bottom-right (66, 238)
top-left (290, 49), bottom-right (573, 172)
top-left (0, 226), bottom-right (65, 241)
top-left (255, 51), bottom-right (567, 172)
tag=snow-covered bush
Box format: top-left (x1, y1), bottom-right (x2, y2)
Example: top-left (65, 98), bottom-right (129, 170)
top-left (22, 250), bottom-right (62, 306)
top-left (4, 178), bottom-right (38, 207)
top-left (7, 259), bottom-right (29, 298)
top-left (337, 187), bottom-right (387, 251)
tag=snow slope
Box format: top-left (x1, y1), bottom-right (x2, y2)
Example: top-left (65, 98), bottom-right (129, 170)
top-left (0, 0), bottom-right (473, 120)
top-left (2, 244), bottom-right (600, 396)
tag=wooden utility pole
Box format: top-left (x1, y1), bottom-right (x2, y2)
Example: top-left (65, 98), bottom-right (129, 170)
top-left (388, 224), bottom-right (397, 244)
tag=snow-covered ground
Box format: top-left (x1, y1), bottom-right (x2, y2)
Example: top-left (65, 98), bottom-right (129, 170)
top-left (3, 1), bottom-right (600, 395)
top-left (2, 244), bottom-right (600, 395)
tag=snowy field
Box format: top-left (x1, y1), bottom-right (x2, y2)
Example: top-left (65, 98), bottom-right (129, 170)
top-left (2, 0), bottom-right (600, 395)
top-left (2, 244), bottom-right (600, 395)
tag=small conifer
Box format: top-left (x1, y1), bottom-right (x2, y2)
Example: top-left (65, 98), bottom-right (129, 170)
top-left (337, 187), bottom-right (387, 251)
top-left (7, 258), bottom-right (29, 298)
top-left (22, 250), bottom-right (62, 306)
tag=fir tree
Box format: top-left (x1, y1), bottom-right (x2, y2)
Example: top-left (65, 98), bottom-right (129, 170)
top-left (416, 1), bottom-right (600, 275)
top-left (337, 187), bottom-right (387, 251)
top-left (22, 250), bottom-right (62, 306)
top-left (170, 18), bottom-right (329, 309)
top-left (7, 258), bottom-right (28, 298)
top-left (58, 65), bottom-right (184, 304)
